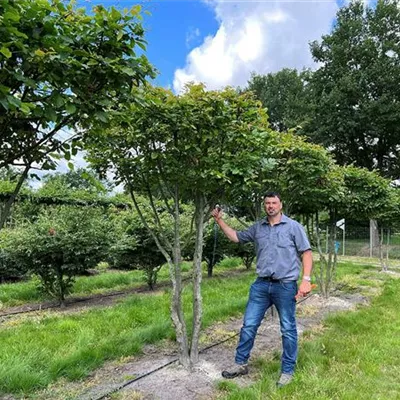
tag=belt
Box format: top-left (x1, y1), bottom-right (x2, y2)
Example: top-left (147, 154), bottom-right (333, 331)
top-left (259, 276), bottom-right (281, 283)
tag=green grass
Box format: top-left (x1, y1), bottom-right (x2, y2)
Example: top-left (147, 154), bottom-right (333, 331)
top-left (218, 269), bottom-right (400, 400)
top-left (1, 260), bottom-right (397, 398)
top-left (0, 270), bottom-right (146, 307)
top-left (0, 268), bottom-right (254, 395)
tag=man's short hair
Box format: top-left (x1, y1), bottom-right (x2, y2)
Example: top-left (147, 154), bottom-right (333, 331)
top-left (263, 191), bottom-right (282, 201)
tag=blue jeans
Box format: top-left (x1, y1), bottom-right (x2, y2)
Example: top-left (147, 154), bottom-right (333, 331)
top-left (235, 278), bottom-right (298, 374)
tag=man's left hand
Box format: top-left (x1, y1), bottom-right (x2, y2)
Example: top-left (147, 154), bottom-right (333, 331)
top-left (295, 280), bottom-right (312, 301)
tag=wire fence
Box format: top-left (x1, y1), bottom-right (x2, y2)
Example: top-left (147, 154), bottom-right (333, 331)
top-left (319, 226), bottom-right (400, 261)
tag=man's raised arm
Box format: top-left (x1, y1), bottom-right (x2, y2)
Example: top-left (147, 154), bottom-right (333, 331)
top-left (211, 207), bottom-right (239, 243)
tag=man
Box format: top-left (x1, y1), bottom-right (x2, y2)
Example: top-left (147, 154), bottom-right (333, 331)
top-left (211, 191), bottom-right (312, 387)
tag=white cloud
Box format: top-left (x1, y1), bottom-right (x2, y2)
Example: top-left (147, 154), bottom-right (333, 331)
top-left (173, 0), bottom-right (339, 93)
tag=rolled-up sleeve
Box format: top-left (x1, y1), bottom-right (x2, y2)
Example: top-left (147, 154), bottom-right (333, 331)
top-left (237, 224), bottom-right (257, 244)
top-left (292, 222), bottom-right (311, 253)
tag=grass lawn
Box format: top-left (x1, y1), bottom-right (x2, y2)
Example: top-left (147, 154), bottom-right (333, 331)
top-left (0, 261), bottom-right (398, 399)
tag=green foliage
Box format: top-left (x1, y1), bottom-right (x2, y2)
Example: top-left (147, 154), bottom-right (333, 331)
top-left (1, 206), bottom-right (114, 304)
top-left (267, 132), bottom-right (343, 216)
top-left (247, 68), bottom-right (313, 132)
top-left (339, 165), bottom-right (392, 220)
top-left (86, 84), bottom-right (272, 263)
top-left (0, 0), bottom-right (155, 175)
top-left (0, 233), bottom-right (28, 282)
top-left (307, 0), bottom-right (400, 178)
top-left (87, 84), bottom-right (271, 200)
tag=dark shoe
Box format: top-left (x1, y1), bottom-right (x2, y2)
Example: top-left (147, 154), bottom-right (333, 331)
top-left (276, 373), bottom-right (293, 388)
top-left (221, 363), bottom-right (248, 379)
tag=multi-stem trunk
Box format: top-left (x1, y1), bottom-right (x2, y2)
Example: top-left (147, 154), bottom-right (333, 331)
top-left (129, 185), bottom-right (190, 367)
top-left (171, 189), bottom-right (190, 367)
top-left (325, 210), bottom-right (338, 297)
top-left (314, 212), bottom-right (328, 298)
top-left (190, 193), bottom-right (205, 365)
top-left (378, 227), bottom-right (388, 272)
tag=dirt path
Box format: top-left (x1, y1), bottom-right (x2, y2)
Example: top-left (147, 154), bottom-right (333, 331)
top-left (28, 292), bottom-right (367, 400)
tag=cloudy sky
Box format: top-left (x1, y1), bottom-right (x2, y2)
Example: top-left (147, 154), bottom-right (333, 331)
top-left (82, 0), bottom-right (375, 93)
top-left (94, 0), bottom-right (356, 92)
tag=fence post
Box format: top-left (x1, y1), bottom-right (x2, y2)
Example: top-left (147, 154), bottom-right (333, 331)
top-left (369, 221), bottom-right (373, 258)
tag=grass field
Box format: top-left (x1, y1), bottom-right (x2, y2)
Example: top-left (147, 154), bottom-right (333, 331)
top-left (0, 260), bottom-right (399, 399)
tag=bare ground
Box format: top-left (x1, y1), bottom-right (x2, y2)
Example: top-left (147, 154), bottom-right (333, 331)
top-left (20, 291), bottom-right (368, 400)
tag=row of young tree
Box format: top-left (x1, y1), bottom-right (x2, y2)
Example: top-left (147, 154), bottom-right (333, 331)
top-left (1, 0), bottom-right (400, 370)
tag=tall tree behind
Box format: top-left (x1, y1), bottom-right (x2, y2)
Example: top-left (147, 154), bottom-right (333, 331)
top-left (306, 0), bottom-right (400, 178)
top-left (246, 68), bottom-right (313, 132)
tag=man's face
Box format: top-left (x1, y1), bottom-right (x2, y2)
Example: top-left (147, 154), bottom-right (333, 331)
top-left (264, 196), bottom-right (282, 217)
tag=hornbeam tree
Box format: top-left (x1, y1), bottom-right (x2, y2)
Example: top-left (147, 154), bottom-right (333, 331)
top-left (85, 84), bottom-right (272, 368)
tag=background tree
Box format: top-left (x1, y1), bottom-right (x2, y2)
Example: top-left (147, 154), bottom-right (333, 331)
top-left (306, 0), bottom-right (400, 178)
top-left (0, 0), bottom-right (155, 227)
top-left (85, 84), bottom-right (272, 368)
top-left (338, 166), bottom-right (393, 272)
top-left (246, 68), bottom-right (312, 132)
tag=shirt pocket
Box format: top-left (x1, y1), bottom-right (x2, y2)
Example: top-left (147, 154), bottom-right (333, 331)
top-left (277, 232), bottom-right (292, 248)
top-left (255, 232), bottom-right (269, 249)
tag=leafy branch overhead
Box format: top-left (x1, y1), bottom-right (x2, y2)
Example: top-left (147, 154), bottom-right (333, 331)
top-left (0, 0), bottom-right (155, 172)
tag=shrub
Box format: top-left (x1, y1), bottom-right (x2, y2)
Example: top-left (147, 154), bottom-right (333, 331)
top-left (3, 206), bottom-right (114, 305)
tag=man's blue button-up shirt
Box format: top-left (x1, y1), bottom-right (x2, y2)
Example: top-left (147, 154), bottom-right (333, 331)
top-left (237, 214), bottom-right (311, 281)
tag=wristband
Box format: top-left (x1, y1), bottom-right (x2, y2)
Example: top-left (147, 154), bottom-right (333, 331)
top-left (302, 275), bottom-right (311, 282)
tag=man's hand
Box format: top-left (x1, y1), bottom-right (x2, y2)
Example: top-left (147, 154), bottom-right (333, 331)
top-left (211, 206), bottom-right (223, 221)
top-left (295, 280), bottom-right (312, 301)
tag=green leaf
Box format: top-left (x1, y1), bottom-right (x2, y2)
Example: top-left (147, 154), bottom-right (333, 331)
top-left (0, 47), bottom-right (12, 59)
top-left (20, 103), bottom-right (31, 115)
top-left (65, 103), bottom-right (77, 114)
top-left (34, 49), bottom-right (46, 57)
top-left (137, 42), bottom-right (146, 51)
top-left (95, 111), bottom-right (108, 123)
top-left (121, 67), bottom-right (136, 76)
top-left (67, 162), bottom-right (74, 170)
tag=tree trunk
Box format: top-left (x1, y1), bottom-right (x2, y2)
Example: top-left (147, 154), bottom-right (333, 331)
top-left (171, 188), bottom-right (190, 367)
top-left (314, 210), bottom-right (337, 298)
top-left (370, 219), bottom-right (379, 257)
top-left (0, 165), bottom-right (30, 230)
top-left (314, 212), bottom-right (328, 298)
top-left (128, 185), bottom-right (190, 367)
top-left (325, 210), bottom-right (338, 298)
top-left (190, 193), bottom-right (205, 365)
top-left (208, 220), bottom-right (218, 277)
